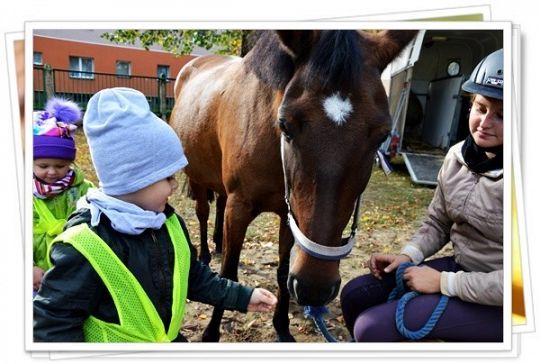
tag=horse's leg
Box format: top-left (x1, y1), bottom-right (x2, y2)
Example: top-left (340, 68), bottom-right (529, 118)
top-left (202, 194), bottom-right (254, 342)
top-left (212, 194), bottom-right (226, 255)
top-left (190, 181), bottom-right (212, 265)
top-left (273, 217), bottom-right (296, 342)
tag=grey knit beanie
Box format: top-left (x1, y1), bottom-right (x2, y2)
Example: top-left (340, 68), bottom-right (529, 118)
top-left (83, 87), bottom-right (188, 195)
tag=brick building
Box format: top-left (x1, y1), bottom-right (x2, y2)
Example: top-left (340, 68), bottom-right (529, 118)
top-left (32, 29), bottom-right (201, 115)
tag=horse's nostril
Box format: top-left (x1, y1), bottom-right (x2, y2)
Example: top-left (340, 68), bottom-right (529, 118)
top-left (328, 285), bottom-right (336, 301)
top-left (292, 278), bottom-right (299, 300)
top-left (287, 275), bottom-right (300, 301)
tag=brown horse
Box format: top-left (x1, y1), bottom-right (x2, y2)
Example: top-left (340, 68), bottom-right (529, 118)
top-left (170, 29), bottom-right (418, 342)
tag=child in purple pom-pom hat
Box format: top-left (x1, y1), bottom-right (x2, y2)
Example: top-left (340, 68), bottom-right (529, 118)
top-left (32, 97), bottom-right (94, 295)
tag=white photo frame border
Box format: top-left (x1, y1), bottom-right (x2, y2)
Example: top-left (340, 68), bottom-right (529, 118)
top-left (25, 20), bottom-right (513, 356)
top-left (316, 4), bottom-right (492, 21)
top-left (5, 31), bottom-right (25, 243)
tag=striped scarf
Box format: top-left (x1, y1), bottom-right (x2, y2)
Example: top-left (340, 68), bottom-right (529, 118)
top-left (33, 169), bottom-right (75, 199)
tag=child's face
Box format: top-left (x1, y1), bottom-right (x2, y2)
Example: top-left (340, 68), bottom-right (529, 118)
top-left (117, 176), bottom-right (179, 213)
top-left (33, 158), bottom-right (72, 184)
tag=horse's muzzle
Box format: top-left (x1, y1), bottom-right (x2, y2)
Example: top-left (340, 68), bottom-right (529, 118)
top-left (287, 273), bottom-right (341, 306)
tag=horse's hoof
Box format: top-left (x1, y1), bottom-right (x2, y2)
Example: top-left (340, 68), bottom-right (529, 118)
top-left (199, 254), bottom-right (211, 266)
top-left (277, 333), bottom-right (296, 342)
top-left (201, 330), bottom-right (220, 342)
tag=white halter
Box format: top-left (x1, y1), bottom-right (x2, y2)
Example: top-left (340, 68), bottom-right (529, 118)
top-left (280, 135), bottom-right (361, 261)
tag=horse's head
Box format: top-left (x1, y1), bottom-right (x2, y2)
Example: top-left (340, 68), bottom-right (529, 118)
top-left (262, 30), bottom-right (418, 306)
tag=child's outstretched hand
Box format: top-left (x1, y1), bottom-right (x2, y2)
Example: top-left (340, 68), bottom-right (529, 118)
top-left (247, 288), bottom-right (278, 312)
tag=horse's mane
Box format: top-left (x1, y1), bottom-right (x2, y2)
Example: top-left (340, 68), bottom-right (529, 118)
top-left (304, 30), bottom-right (362, 94)
top-left (244, 30), bottom-right (362, 94)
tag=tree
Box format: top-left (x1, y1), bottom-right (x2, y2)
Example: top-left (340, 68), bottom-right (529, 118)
top-left (101, 29), bottom-right (249, 56)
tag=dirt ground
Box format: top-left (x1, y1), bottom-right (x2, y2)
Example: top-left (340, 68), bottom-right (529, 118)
top-left (178, 219), bottom-right (417, 343)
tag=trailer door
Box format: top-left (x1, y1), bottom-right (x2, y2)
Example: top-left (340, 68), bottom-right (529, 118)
top-left (421, 75), bottom-right (465, 149)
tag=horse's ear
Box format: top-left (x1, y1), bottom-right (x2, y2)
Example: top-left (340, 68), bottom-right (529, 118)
top-left (364, 30), bottom-right (419, 72)
top-left (275, 30), bottom-right (319, 60)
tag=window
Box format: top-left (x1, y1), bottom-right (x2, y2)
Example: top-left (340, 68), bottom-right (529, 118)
top-left (116, 61), bottom-right (131, 78)
top-left (69, 56), bottom-right (94, 79)
top-left (446, 60), bottom-right (461, 77)
top-left (157, 65), bottom-right (170, 79)
top-left (33, 52), bottom-right (43, 65)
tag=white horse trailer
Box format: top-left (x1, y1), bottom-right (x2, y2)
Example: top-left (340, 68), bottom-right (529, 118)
top-left (383, 29), bottom-right (503, 185)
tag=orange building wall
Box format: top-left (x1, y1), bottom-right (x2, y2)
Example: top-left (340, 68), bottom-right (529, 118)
top-left (33, 35), bottom-right (195, 78)
top-left (33, 35), bottom-right (198, 97)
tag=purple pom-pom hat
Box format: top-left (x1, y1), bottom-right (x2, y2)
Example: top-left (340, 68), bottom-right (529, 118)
top-left (33, 97), bottom-right (82, 161)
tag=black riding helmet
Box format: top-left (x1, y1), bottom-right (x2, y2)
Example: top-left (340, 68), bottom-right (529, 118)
top-left (462, 48), bottom-right (503, 100)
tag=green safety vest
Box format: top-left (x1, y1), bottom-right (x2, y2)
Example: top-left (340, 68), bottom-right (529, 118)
top-left (33, 171), bottom-right (93, 270)
top-left (49, 215), bottom-right (191, 342)
top-left (33, 198), bottom-right (67, 270)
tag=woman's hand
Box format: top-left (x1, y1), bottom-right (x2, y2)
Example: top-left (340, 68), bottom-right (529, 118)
top-left (403, 265), bottom-right (441, 294)
top-left (247, 288), bottom-right (278, 312)
top-left (369, 253), bottom-right (412, 280)
top-left (33, 266), bottom-right (45, 291)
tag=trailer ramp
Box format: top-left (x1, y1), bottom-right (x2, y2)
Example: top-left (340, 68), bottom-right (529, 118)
top-left (401, 153), bottom-right (445, 186)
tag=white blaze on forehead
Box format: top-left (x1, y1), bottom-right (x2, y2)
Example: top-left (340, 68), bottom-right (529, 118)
top-left (322, 93), bottom-right (353, 126)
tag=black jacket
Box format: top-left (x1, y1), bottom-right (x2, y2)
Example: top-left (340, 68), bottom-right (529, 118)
top-left (33, 204), bottom-right (253, 342)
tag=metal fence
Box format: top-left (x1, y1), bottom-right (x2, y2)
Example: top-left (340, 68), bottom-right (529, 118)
top-left (33, 66), bottom-right (177, 119)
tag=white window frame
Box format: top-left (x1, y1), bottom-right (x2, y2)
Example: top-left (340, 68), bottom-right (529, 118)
top-left (116, 60), bottom-right (132, 78)
top-left (69, 56), bottom-right (94, 79)
top-left (33, 52), bottom-right (43, 65)
top-left (157, 64), bottom-right (170, 79)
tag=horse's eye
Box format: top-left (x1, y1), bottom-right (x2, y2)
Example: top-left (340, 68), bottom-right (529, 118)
top-left (278, 118), bottom-right (288, 132)
top-left (279, 118), bottom-right (293, 141)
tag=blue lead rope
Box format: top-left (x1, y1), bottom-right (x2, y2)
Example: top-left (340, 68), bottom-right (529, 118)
top-left (388, 262), bottom-right (449, 341)
top-left (303, 305), bottom-right (339, 342)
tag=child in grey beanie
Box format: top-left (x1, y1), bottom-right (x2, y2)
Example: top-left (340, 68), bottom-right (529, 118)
top-left (33, 87), bottom-right (277, 343)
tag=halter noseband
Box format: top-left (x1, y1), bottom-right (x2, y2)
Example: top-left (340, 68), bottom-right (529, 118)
top-left (280, 135), bottom-right (361, 261)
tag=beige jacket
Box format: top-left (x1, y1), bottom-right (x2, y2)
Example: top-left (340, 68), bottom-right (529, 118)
top-left (401, 141), bottom-right (503, 306)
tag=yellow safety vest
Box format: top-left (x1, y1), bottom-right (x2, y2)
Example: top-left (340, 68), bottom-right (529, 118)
top-left (49, 215), bottom-right (190, 342)
top-left (33, 198), bottom-right (68, 270)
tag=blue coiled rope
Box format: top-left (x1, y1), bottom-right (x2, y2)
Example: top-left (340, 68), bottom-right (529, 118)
top-left (303, 305), bottom-right (339, 342)
top-left (388, 262), bottom-right (449, 341)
